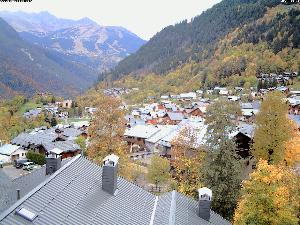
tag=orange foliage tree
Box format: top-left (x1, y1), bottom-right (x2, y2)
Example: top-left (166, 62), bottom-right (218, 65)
top-left (284, 122), bottom-right (300, 166)
top-left (234, 160), bottom-right (300, 225)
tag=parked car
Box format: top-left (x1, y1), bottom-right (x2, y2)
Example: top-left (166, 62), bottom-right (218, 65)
top-left (14, 159), bottom-right (28, 169)
top-left (23, 162), bottom-right (35, 171)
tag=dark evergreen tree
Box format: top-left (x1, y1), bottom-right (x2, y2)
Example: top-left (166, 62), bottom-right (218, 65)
top-left (202, 99), bottom-right (242, 220)
top-left (271, 78), bottom-right (277, 87)
top-left (51, 96), bottom-right (56, 104)
top-left (264, 79), bottom-right (270, 89)
top-left (257, 79), bottom-right (263, 91)
top-left (50, 117), bottom-right (57, 127)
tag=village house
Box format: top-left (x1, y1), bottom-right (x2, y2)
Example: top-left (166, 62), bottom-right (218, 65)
top-left (184, 107), bottom-right (205, 118)
top-left (85, 107), bottom-right (97, 115)
top-left (11, 127), bottom-right (83, 159)
top-left (290, 90), bottom-right (300, 96)
top-left (228, 95), bottom-right (240, 101)
top-left (160, 95), bottom-right (169, 100)
top-left (179, 92), bottom-right (197, 101)
top-left (23, 108), bottom-right (42, 119)
top-left (158, 119), bottom-right (207, 160)
top-left (144, 125), bottom-right (177, 154)
top-left (44, 105), bottom-right (59, 115)
top-left (163, 112), bottom-right (185, 125)
top-left (287, 96), bottom-right (300, 115)
top-left (213, 87), bottom-right (229, 96)
top-left (125, 115), bottom-right (146, 127)
top-left (164, 103), bottom-right (178, 112)
top-left (0, 144), bottom-right (27, 163)
top-left (124, 125), bottom-right (160, 152)
top-left (232, 123), bottom-right (255, 158)
top-left (56, 100), bottom-right (73, 109)
top-left (276, 86), bottom-right (289, 94)
top-left (240, 102), bottom-right (260, 122)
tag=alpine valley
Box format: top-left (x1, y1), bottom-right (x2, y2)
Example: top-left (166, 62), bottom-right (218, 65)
top-left (0, 11), bottom-right (145, 98)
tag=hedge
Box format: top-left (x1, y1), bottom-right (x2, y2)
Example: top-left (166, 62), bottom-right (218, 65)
top-left (26, 151), bottom-right (46, 165)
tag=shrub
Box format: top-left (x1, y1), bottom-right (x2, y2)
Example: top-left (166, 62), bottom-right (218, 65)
top-left (26, 151), bottom-right (46, 165)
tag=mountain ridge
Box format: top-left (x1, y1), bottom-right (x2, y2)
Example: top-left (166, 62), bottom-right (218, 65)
top-left (0, 18), bottom-right (97, 98)
top-left (99, 1), bottom-right (300, 101)
top-left (0, 11), bottom-right (146, 72)
top-left (102, 0), bottom-right (281, 80)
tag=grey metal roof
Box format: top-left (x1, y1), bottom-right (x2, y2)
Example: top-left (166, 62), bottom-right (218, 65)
top-left (0, 158), bottom-right (72, 214)
top-left (289, 114), bottom-right (300, 128)
top-left (11, 128), bottom-right (80, 153)
top-left (153, 191), bottom-right (231, 225)
top-left (0, 156), bottom-right (231, 225)
top-left (167, 112), bottom-right (184, 121)
top-left (173, 192), bottom-right (231, 225)
top-left (62, 128), bottom-right (83, 138)
top-left (237, 123), bottom-right (255, 139)
top-left (42, 140), bottom-right (80, 153)
top-left (0, 172), bottom-right (15, 213)
top-left (0, 144), bottom-right (21, 156)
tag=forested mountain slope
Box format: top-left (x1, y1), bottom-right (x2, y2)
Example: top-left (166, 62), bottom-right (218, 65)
top-left (103, 3), bottom-right (300, 103)
top-left (0, 18), bottom-right (96, 98)
top-left (0, 11), bottom-right (146, 72)
top-left (106, 0), bottom-right (281, 79)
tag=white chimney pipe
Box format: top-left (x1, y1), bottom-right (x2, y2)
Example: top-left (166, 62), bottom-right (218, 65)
top-left (198, 187), bottom-right (212, 221)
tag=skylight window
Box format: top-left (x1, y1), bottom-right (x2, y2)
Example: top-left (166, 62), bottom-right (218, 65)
top-left (15, 208), bottom-right (37, 222)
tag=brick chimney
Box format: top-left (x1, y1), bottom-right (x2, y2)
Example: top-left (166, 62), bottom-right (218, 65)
top-left (102, 154), bottom-right (119, 195)
top-left (198, 187), bottom-right (212, 221)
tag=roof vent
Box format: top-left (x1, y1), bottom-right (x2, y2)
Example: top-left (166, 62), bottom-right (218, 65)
top-left (102, 154), bottom-right (119, 195)
top-left (15, 208), bottom-right (37, 222)
top-left (198, 187), bottom-right (212, 221)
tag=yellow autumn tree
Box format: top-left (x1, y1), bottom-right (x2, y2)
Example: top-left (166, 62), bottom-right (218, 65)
top-left (234, 160), bottom-right (300, 225)
top-left (252, 91), bottom-right (292, 164)
top-left (171, 126), bottom-right (205, 198)
top-left (87, 94), bottom-right (129, 176)
top-left (284, 122), bottom-right (300, 166)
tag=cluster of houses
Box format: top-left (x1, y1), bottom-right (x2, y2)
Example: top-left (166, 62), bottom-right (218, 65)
top-left (23, 100), bottom-right (74, 120)
top-left (103, 87), bottom-right (138, 97)
top-left (0, 121), bottom-right (89, 164)
top-left (257, 72), bottom-right (298, 83)
top-left (123, 84), bottom-right (300, 162)
top-left (124, 98), bottom-right (258, 162)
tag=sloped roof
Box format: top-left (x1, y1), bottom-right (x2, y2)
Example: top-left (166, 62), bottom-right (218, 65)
top-left (0, 156), bottom-right (231, 225)
top-left (154, 191), bottom-right (231, 225)
top-left (124, 125), bottom-right (160, 139)
top-left (242, 108), bottom-right (259, 117)
top-left (167, 112), bottom-right (184, 121)
top-left (146, 126), bottom-right (177, 144)
top-left (0, 158), bottom-right (72, 213)
top-left (62, 128), bottom-right (83, 138)
top-left (232, 123), bottom-right (255, 139)
top-left (11, 128), bottom-right (81, 153)
top-left (289, 114), bottom-right (300, 128)
top-left (42, 140), bottom-right (80, 153)
top-left (0, 172), bottom-right (15, 213)
top-left (0, 144), bottom-right (21, 156)
top-left (0, 156), bottom-right (156, 225)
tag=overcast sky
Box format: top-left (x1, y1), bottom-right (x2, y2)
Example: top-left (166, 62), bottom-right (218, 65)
top-left (0, 0), bottom-right (221, 40)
